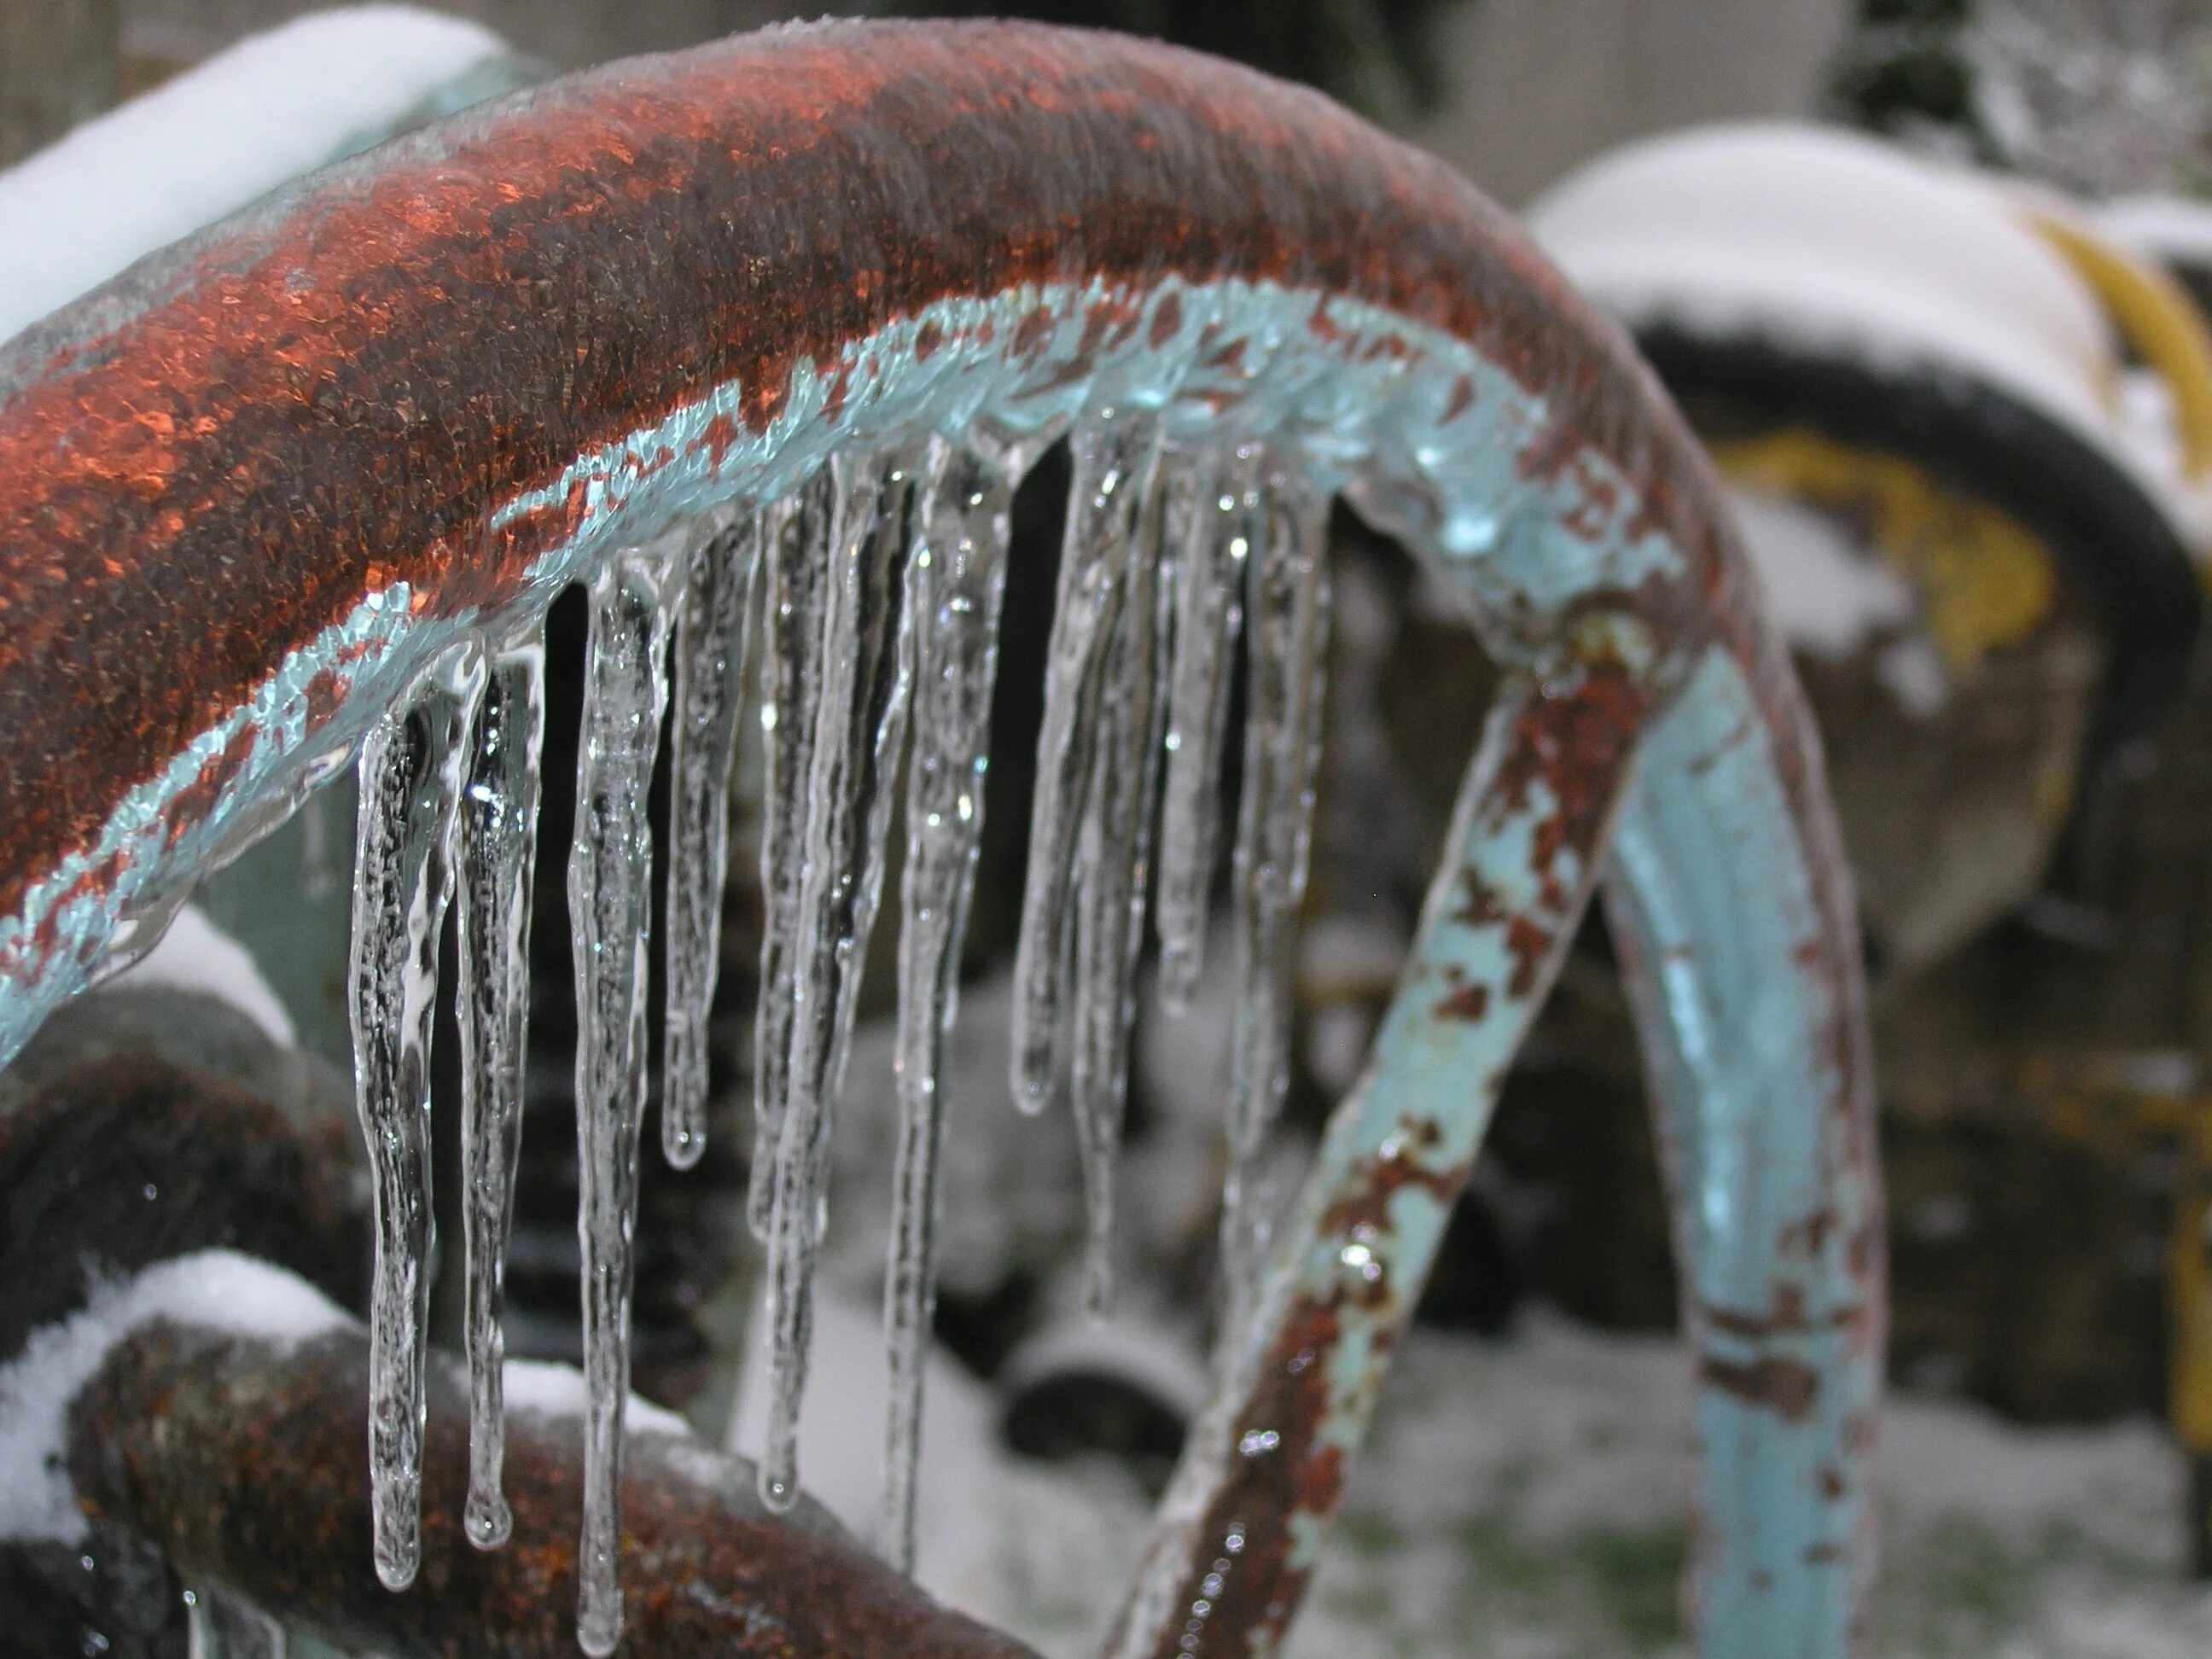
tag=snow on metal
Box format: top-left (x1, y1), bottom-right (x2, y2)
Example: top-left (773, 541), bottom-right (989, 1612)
top-left (0, 6), bottom-right (516, 347)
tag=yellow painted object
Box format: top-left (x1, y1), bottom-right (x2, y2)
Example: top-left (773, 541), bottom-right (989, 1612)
top-left (2173, 1172), bottom-right (2212, 1455)
top-left (2022, 205), bottom-right (2212, 490)
top-left (1712, 412), bottom-right (2212, 1458)
top-left (1711, 430), bottom-right (2058, 671)
top-left (2019, 207), bottom-right (2212, 1458)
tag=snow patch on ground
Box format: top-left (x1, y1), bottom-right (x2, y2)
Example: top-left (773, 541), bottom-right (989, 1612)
top-left (0, 5), bottom-right (505, 345)
top-left (841, 1307), bottom-right (2212, 1656)
top-left (0, 1250), bottom-right (345, 1545)
top-left (729, 1288), bottom-right (1022, 1607)
top-left (998, 1313), bottom-right (1214, 1425)
top-left (110, 903), bottom-right (297, 1046)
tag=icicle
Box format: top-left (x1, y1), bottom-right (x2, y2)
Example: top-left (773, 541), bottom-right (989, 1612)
top-left (1155, 439), bottom-right (1258, 1014)
top-left (1067, 448), bottom-right (1178, 1316)
top-left (881, 430), bottom-right (1032, 1569)
top-left (348, 641), bottom-right (483, 1593)
top-left (760, 447), bottom-right (922, 1514)
top-left (662, 511), bottom-right (763, 1169)
top-left (749, 480), bottom-right (831, 1242)
top-left (1217, 456), bottom-right (1333, 1348)
top-left (453, 621), bottom-right (546, 1551)
top-left (1009, 408), bottom-right (1167, 1115)
top-left (569, 547), bottom-right (678, 1658)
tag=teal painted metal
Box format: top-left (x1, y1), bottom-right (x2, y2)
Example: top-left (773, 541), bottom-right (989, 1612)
top-left (1608, 644), bottom-right (1881, 1657)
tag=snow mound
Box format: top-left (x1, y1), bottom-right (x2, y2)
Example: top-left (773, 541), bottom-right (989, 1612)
top-left (728, 1287), bottom-right (1014, 1608)
top-left (110, 902), bottom-right (296, 1046)
top-left (503, 1357), bottom-right (693, 1440)
top-left (2098, 194), bottom-right (2212, 274)
top-left (0, 1250), bottom-right (346, 1544)
top-left (1528, 125), bottom-right (2131, 485)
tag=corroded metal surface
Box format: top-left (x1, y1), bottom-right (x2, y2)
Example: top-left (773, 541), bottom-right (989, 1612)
top-left (67, 1318), bottom-right (1040, 1657)
top-left (1109, 646), bottom-right (1654, 1655)
top-left (0, 18), bottom-right (1878, 1658)
top-left (0, 15), bottom-right (1650, 1028)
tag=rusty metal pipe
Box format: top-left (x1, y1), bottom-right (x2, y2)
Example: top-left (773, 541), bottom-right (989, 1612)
top-left (67, 1314), bottom-right (1039, 1658)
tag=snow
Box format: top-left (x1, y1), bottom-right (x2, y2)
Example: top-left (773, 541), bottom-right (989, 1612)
top-left (2098, 194), bottom-right (2212, 273)
top-left (728, 1287), bottom-right (1018, 1605)
top-left (923, 1311), bottom-right (2212, 1656)
top-left (0, 6), bottom-right (507, 346)
top-left (500, 1358), bottom-right (693, 1441)
top-left (1726, 484), bottom-right (1918, 661)
top-left (824, 971), bottom-right (1087, 1305)
top-left (0, 1250), bottom-right (346, 1545)
top-left (1526, 125), bottom-right (2166, 509)
top-left (108, 902), bottom-right (297, 1046)
top-left (1708, 477), bottom-right (1977, 720)
top-left (715, 1280), bottom-right (2212, 1655)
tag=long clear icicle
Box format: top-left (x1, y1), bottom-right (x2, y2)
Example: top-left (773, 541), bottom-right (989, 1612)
top-left (761, 448), bottom-right (921, 1513)
top-left (1009, 409), bottom-right (1167, 1115)
top-left (1068, 451), bottom-right (1178, 1315)
top-left (455, 623), bottom-right (547, 1552)
top-left (749, 481), bottom-right (831, 1242)
top-left (569, 548), bottom-right (678, 1657)
top-left (882, 432), bottom-right (1027, 1569)
top-left (663, 512), bottom-right (762, 1169)
top-left (1219, 456), bottom-right (1334, 1348)
top-left (1155, 439), bottom-right (1259, 1013)
top-left (348, 643), bottom-right (482, 1593)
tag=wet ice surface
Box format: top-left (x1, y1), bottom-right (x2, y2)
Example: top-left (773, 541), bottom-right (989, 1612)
top-left (882, 434), bottom-right (1028, 1571)
top-left (759, 450), bottom-right (922, 1516)
top-left (1218, 458), bottom-right (1332, 1346)
top-left (568, 549), bottom-right (678, 1656)
top-left (1154, 442), bottom-right (1254, 1013)
top-left (749, 475), bottom-right (835, 1243)
top-left (1065, 424), bottom-right (1176, 1317)
top-left (349, 644), bottom-right (482, 1593)
top-left (1010, 410), bottom-right (1167, 1121)
top-left (663, 512), bottom-right (761, 1171)
top-left (455, 626), bottom-right (547, 1551)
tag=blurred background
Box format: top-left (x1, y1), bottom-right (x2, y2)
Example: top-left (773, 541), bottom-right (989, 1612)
top-left (12, 2), bottom-right (2212, 1656)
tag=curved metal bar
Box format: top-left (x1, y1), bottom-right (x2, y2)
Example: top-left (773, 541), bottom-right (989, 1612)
top-left (67, 1316), bottom-right (1040, 1657)
top-left (1110, 507), bottom-right (1874, 1659)
top-left (1605, 638), bottom-right (1880, 1658)
top-left (0, 16), bottom-right (1674, 1054)
top-left (0, 19), bottom-right (1877, 1656)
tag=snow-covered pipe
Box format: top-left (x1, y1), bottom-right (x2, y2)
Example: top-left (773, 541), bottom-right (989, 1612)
top-left (1528, 122), bottom-right (2203, 750)
top-left (0, 5), bottom-right (526, 347)
top-left (1527, 123), bottom-right (2206, 554)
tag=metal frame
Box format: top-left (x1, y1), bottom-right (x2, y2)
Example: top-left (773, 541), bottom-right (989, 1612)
top-left (0, 20), bottom-right (1880, 1656)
